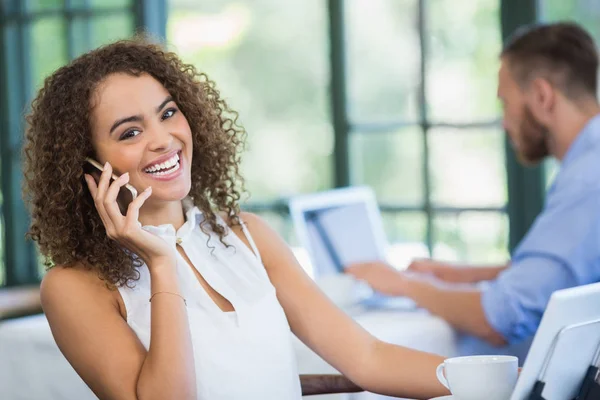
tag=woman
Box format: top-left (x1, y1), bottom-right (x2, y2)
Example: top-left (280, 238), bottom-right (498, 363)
top-left (23, 38), bottom-right (449, 400)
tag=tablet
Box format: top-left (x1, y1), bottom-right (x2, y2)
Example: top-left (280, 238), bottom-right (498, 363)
top-left (510, 282), bottom-right (600, 400)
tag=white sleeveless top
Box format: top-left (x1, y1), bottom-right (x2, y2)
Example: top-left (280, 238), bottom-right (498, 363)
top-left (118, 199), bottom-right (302, 399)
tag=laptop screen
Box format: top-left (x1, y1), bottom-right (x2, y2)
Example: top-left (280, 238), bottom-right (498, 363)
top-left (290, 186), bottom-right (388, 279)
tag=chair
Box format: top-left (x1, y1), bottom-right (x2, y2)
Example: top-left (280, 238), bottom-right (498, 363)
top-left (300, 374), bottom-right (364, 396)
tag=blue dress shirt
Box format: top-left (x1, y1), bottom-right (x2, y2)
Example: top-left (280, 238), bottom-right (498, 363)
top-left (481, 114), bottom-right (600, 345)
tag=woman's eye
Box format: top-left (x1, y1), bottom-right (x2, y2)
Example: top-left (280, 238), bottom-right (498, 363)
top-left (120, 129), bottom-right (141, 140)
top-left (161, 108), bottom-right (177, 121)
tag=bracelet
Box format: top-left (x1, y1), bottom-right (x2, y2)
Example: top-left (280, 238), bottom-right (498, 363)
top-left (149, 291), bottom-right (187, 306)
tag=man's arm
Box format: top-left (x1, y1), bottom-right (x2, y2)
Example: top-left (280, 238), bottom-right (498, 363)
top-left (347, 253), bottom-right (582, 345)
top-left (346, 262), bottom-right (505, 344)
top-left (400, 278), bottom-right (507, 345)
top-left (464, 265), bottom-right (509, 282)
top-left (407, 259), bottom-right (509, 283)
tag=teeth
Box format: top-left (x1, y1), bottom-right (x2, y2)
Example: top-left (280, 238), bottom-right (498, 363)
top-left (144, 153), bottom-right (180, 173)
top-left (165, 156), bottom-right (176, 168)
top-left (147, 159), bottom-right (180, 176)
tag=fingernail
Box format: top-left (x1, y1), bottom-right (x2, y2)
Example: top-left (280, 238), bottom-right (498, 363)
top-left (145, 186), bottom-right (152, 193)
top-left (104, 161), bottom-right (110, 169)
top-left (122, 172), bottom-right (129, 180)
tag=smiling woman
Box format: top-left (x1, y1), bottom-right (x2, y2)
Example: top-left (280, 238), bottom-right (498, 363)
top-left (90, 75), bottom-right (192, 202)
top-left (21, 37), bottom-right (449, 400)
top-left (23, 38), bottom-right (245, 287)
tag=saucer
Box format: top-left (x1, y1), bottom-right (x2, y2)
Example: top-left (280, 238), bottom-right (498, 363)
top-left (429, 396), bottom-right (453, 400)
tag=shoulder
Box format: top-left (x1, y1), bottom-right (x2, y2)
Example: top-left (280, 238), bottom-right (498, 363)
top-left (237, 211), bottom-right (267, 228)
top-left (223, 211), bottom-right (272, 237)
top-left (228, 212), bottom-right (291, 269)
top-left (41, 264), bottom-right (117, 315)
top-left (544, 177), bottom-right (600, 213)
top-left (236, 212), bottom-right (279, 241)
top-left (555, 148), bottom-right (600, 193)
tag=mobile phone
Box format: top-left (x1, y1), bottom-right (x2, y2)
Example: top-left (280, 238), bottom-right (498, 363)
top-left (83, 157), bottom-right (138, 213)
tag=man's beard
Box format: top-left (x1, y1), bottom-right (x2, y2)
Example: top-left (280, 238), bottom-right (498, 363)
top-left (513, 105), bottom-right (550, 165)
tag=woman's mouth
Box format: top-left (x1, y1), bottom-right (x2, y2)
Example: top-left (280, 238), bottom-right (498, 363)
top-left (143, 151), bottom-right (183, 180)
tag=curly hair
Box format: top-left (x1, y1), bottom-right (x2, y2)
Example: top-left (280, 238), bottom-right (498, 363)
top-left (22, 37), bottom-right (246, 287)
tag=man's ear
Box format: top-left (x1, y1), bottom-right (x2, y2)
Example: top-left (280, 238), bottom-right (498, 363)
top-left (529, 77), bottom-right (556, 118)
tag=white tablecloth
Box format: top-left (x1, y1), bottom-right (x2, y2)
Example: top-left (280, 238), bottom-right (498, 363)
top-left (0, 310), bottom-right (457, 400)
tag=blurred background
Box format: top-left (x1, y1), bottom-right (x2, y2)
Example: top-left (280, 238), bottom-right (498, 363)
top-left (0, 0), bottom-right (599, 288)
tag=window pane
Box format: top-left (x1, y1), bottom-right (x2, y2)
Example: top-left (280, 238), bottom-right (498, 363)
top-left (350, 128), bottom-right (424, 205)
top-left (345, 0), bottom-right (420, 123)
top-left (426, 0), bottom-right (502, 123)
top-left (429, 127), bottom-right (507, 207)
top-left (70, 0), bottom-right (131, 8)
top-left (26, 0), bottom-right (63, 11)
top-left (71, 16), bottom-right (91, 57)
top-left (90, 0), bottom-right (132, 9)
top-left (381, 211), bottom-right (429, 269)
top-left (91, 14), bottom-right (134, 49)
top-left (433, 212), bottom-right (509, 263)
top-left (168, 0), bottom-right (332, 202)
top-left (32, 18), bottom-right (68, 89)
top-left (540, 1), bottom-right (600, 43)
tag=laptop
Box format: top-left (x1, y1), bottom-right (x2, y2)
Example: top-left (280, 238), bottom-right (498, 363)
top-left (510, 281), bottom-right (600, 400)
top-left (289, 186), bottom-right (416, 310)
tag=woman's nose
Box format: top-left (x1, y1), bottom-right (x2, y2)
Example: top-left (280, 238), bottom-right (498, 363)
top-left (147, 127), bottom-right (174, 151)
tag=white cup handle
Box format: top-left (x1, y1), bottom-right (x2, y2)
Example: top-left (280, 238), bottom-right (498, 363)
top-left (436, 363), bottom-right (450, 390)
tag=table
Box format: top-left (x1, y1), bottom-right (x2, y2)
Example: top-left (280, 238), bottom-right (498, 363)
top-left (0, 309), bottom-right (457, 400)
top-left (294, 307), bottom-right (457, 399)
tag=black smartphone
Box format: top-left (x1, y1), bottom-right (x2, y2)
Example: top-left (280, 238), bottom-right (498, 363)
top-left (83, 157), bottom-right (138, 214)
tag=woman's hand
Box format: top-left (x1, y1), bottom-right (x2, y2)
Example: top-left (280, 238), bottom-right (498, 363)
top-left (84, 161), bottom-right (176, 268)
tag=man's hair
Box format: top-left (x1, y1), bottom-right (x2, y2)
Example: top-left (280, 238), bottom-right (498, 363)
top-left (502, 22), bottom-right (599, 99)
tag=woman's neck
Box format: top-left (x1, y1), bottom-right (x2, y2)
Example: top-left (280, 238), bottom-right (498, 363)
top-left (138, 199), bottom-right (186, 229)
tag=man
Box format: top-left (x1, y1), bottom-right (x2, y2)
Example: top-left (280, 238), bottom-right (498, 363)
top-left (346, 22), bottom-right (600, 357)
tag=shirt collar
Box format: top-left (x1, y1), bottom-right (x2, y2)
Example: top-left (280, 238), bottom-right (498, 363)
top-left (561, 113), bottom-right (600, 167)
top-left (141, 196), bottom-right (203, 240)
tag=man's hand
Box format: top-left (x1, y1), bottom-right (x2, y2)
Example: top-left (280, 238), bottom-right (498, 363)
top-left (408, 259), bottom-right (508, 284)
top-left (407, 259), bottom-right (469, 283)
top-left (345, 261), bottom-right (407, 296)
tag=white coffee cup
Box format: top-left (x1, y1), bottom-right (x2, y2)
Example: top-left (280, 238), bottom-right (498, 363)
top-left (435, 355), bottom-right (518, 400)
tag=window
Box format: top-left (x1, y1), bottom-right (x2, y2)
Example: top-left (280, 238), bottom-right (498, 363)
top-left (344, 0), bottom-right (508, 266)
top-left (0, 0), bottom-right (137, 286)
